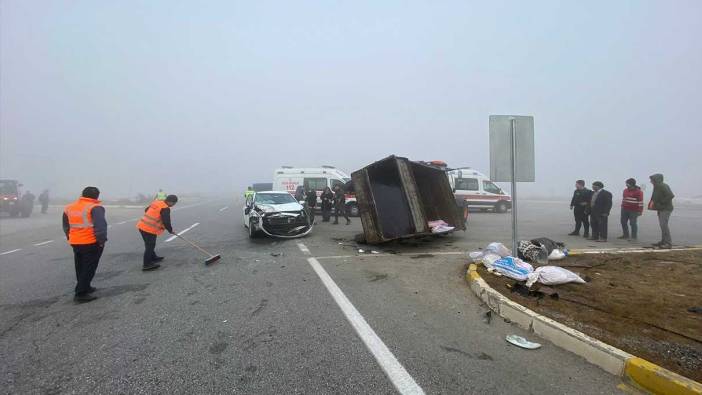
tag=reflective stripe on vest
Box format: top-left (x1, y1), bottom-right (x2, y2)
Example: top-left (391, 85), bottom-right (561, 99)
top-left (64, 197), bottom-right (101, 244)
top-left (137, 200), bottom-right (168, 235)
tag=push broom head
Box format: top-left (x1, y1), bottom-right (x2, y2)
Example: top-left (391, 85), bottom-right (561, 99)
top-left (205, 255), bottom-right (222, 265)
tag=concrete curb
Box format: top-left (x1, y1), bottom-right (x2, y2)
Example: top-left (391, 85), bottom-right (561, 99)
top-left (466, 263), bottom-right (702, 395)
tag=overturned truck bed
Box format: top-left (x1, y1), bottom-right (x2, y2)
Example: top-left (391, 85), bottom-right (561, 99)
top-left (352, 155), bottom-right (465, 244)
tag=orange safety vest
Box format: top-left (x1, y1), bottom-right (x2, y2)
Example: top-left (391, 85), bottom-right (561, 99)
top-left (64, 197), bottom-right (102, 245)
top-left (137, 200), bottom-right (169, 235)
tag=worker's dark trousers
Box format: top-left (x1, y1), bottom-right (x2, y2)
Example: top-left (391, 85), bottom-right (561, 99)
top-left (41, 203), bottom-right (48, 214)
top-left (573, 206), bottom-right (589, 235)
top-left (321, 205), bottom-right (332, 222)
top-left (590, 214), bottom-right (608, 240)
top-left (139, 230), bottom-right (158, 267)
top-left (334, 204), bottom-right (349, 224)
top-left (72, 243), bottom-right (103, 295)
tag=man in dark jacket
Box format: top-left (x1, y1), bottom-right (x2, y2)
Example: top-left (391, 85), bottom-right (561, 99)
top-left (305, 189), bottom-right (317, 224)
top-left (333, 185), bottom-right (350, 225)
top-left (648, 173), bottom-right (674, 248)
top-left (569, 180), bottom-right (593, 237)
top-left (589, 181), bottom-right (612, 242)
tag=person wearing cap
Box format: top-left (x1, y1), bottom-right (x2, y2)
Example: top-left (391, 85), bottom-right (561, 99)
top-left (618, 178), bottom-right (644, 240)
top-left (136, 194), bottom-right (178, 271)
top-left (589, 181), bottom-right (612, 242)
top-left (63, 186), bottom-right (107, 303)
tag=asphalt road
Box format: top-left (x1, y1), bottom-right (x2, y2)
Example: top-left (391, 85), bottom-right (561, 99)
top-left (5, 198), bottom-right (696, 393)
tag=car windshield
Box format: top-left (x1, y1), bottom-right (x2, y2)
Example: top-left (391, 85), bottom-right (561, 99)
top-left (0, 181), bottom-right (17, 194)
top-left (343, 177), bottom-right (351, 183)
top-left (255, 193), bottom-right (296, 205)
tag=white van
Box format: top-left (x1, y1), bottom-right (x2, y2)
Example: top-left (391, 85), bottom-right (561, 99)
top-left (272, 166), bottom-right (359, 216)
top-left (447, 168), bottom-right (512, 213)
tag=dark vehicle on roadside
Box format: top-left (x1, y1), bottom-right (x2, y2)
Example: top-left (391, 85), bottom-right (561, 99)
top-left (0, 179), bottom-right (32, 217)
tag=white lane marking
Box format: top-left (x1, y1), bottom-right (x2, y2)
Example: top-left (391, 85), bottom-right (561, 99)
top-left (297, 243), bottom-right (311, 255)
top-left (34, 240), bottom-right (54, 246)
top-left (306, 254), bottom-right (425, 395)
top-left (165, 223), bottom-right (200, 242)
top-left (116, 220), bottom-right (128, 225)
top-left (218, 206), bottom-right (229, 212)
top-left (0, 249), bottom-right (22, 256)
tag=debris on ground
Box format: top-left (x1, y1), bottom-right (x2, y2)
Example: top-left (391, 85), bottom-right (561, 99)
top-left (270, 252), bottom-right (282, 257)
top-left (506, 335), bottom-right (541, 350)
top-left (483, 310), bottom-right (492, 324)
top-left (492, 256), bottom-right (533, 281)
top-left (525, 266), bottom-right (586, 287)
top-left (478, 250), bottom-right (702, 381)
top-left (428, 219), bottom-right (455, 234)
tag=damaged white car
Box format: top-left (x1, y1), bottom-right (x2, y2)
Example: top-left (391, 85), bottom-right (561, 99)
top-left (243, 191), bottom-right (313, 239)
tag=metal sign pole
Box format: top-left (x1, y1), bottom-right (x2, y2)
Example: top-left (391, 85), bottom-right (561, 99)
top-left (510, 119), bottom-right (518, 255)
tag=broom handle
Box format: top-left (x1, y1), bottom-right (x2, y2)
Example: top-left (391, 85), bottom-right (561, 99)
top-left (175, 234), bottom-right (214, 257)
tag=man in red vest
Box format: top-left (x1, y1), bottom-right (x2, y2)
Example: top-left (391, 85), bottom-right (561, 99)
top-left (62, 186), bottom-right (107, 303)
top-left (137, 194), bottom-right (178, 271)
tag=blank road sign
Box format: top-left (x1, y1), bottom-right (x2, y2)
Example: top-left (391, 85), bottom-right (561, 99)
top-left (489, 115), bottom-right (535, 182)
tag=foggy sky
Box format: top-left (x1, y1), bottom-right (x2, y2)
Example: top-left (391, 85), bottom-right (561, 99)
top-left (2, 0), bottom-right (701, 200)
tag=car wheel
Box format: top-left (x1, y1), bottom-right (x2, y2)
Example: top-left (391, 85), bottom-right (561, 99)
top-left (495, 201), bottom-right (508, 213)
top-left (347, 203), bottom-right (359, 217)
top-left (248, 219), bottom-right (257, 239)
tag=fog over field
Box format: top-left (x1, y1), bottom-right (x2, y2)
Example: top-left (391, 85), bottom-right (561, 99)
top-left (2, 1), bottom-right (701, 200)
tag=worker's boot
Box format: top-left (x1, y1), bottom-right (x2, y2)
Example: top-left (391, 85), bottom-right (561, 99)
top-left (346, 219), bottom-right (351, 225)
top-left (74, 294), bottom-right (97, 303)
top-left (152, 256), bottom-right (165, 263)
top-left (142, 263), bottom-right (161, 271)
top-left (568, 231), bottom-right (579, 236)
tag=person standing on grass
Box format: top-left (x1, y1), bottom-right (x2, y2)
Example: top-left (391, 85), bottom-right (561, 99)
top-left (648, 173), bottom-right (674, 249)
top-left (569, 180), bottom-right (593, 237)
top-left (618, 178), bottom-right (644, 240)
top-left (589, 181), bottom-right (612, 242)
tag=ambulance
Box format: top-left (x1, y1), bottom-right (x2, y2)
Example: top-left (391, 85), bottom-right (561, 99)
top-left (272, 166), bottom-right (359, 216)
top-left (446, 167), bottom-right (512, 213)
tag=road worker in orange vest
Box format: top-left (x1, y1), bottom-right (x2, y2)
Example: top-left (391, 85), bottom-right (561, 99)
top-left (62, 186), bottom-right (107, 303)
top-left (137, 194), bottom-right (178, 271)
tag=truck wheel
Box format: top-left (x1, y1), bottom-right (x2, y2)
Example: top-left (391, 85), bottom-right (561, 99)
top-left (495, 201), bottom-right (508, 213)
top-left (347, 203), bottom-right (359, 217)
top-left (248, 220), bottom-right (258, 239)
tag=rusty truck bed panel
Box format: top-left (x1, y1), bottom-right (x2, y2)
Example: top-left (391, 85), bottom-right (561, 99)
top-left (351, 155), bottom-right (465, 244)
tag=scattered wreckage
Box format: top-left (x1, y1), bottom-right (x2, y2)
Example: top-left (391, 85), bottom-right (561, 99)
top-left (243, 191), bottom-right (313, 239)
top-left (351, 155), bottom-right (466, 244)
